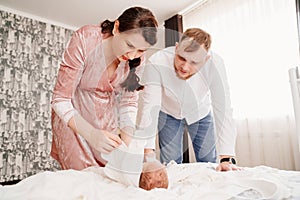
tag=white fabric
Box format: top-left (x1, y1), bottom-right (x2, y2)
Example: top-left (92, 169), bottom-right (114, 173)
top-left (167, 162), bottom-right (291, 199)
top-left (102, 139), bottom-right (146, 187)
top-left (234, 116), bottom-right (300, 170)
top-left (1, 162), bottom-right (297, 200)
top-left (138, 46), bottom-right (236, 155)
top-left (134, 129), bottom-right (157, 150)
top-left (52, 98), bottom-right (76, 124)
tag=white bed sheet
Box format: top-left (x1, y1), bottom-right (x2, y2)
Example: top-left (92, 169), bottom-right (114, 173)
top-left (1, 162), bottom-right (299, 200)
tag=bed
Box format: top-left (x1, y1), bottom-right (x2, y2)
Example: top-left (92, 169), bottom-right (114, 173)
top-left (1, 161), bottom-right (299, 200)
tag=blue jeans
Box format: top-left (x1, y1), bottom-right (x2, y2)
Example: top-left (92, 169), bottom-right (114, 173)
top-left (158, 111), bottom-right (217, 164)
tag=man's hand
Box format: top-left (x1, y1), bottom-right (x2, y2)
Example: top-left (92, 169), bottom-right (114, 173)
top-left (144, 149), bottom-right (156, 162)
top-left (216, 156), bottom-right (242, 171)
top-left (216, 162), bottom-right (240, 171)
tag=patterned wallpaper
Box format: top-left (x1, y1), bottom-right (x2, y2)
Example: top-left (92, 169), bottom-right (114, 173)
top-left (0, 10), bottom-right (73, 182)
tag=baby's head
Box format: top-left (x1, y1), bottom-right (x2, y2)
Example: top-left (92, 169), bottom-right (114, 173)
top-left (139, 160), bottom-right (169, 190)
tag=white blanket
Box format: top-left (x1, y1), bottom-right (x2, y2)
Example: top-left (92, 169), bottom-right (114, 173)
top-left (0, 162), bottom-right (297, 200)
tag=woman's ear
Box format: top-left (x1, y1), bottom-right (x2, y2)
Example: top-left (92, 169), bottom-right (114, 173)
top-left (112, 20), bottom-right (120, 35)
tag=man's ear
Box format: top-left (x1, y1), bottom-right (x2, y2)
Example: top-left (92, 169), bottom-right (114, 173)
top-left (204, 55), bottom-right (211, 63)
top-left (112, 20), bottom-right (120, 35)
top-left (175, 42), bottom-right (180, 52)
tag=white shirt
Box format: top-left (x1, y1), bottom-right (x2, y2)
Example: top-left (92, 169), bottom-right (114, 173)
top-left (137, 47), bottom-right (237, 156)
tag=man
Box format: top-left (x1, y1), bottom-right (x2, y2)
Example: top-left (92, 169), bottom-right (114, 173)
top-left (138, 28), bottom-right (238, 171)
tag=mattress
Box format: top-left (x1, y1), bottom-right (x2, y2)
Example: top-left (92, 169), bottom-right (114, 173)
top-left (1, 161), bottom-right (299, 200)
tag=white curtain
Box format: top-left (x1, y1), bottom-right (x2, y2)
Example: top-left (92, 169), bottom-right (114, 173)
top-left (289, 67), bottom-right (300, 153)
top-left (183, 0), bottom-right (300, 170)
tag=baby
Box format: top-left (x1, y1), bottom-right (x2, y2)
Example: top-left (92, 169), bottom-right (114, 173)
top-left (139, 160), bottom-right (169, 190)
top-left (102, 139), bottom-right (168, 190)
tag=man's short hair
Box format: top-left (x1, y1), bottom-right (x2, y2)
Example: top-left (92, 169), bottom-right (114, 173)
top-left (180, 28), bottom-right (211, 52)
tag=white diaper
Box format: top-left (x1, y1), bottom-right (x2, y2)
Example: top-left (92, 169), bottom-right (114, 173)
top-left (102, 139), bottom-right (146, 187)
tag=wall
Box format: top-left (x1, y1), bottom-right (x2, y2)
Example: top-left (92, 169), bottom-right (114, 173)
top-left (0, 9), bottom-right (73, 182)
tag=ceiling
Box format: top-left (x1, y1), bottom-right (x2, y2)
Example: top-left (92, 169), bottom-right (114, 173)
top-left (0, 0), bottom-right (199, 29)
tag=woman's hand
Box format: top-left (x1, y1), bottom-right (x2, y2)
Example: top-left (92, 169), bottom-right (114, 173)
top-left (69, 114), bottom-right (122, 154)
top-left (87, 129), bottom-right (122, 154)
top-left (118, 127), bottom-right (134, 146)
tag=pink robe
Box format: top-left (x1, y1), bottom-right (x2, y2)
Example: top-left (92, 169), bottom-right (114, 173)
top-left (51, 25), bottom-right (140, 170)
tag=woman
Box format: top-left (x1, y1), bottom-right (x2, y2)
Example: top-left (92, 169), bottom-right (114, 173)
top-left (51, 6), bottom-right (158, 170)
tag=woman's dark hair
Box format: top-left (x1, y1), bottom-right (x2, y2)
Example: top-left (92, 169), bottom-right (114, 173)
top-left (119, 57), bottom-right (144, 92)
top-left (101, 7), bottom-right (158, 44)
top-left (100, 7), bottom-right (158, 92)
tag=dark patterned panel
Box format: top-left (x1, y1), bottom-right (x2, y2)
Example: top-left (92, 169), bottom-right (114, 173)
top-left (0, 10), bottom-right (73, 182)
